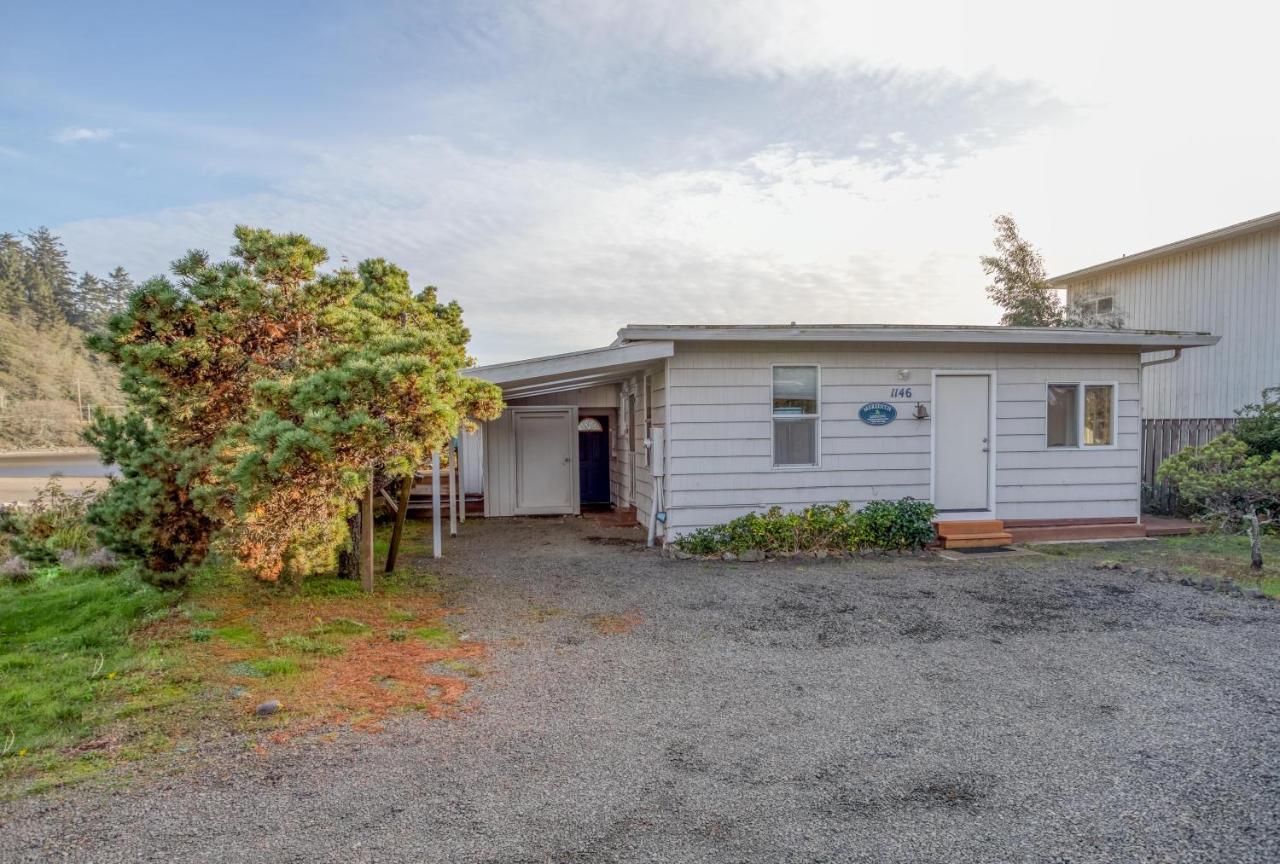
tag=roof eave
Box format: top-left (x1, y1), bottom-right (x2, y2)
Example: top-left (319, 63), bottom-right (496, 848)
top-left (465, 339), bottom-right (674, 391)
top-left (1050, 210), bottom-right (1280, 284)
top-left (615, 325), bottom-right (1218, 351)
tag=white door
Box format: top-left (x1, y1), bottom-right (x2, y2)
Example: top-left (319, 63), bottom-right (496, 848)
top-left (514, 408), bottom-right (578, 514)
top-left (933, 374), bottom-right (992, 512)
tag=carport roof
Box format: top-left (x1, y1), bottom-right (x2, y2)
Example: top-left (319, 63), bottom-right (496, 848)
top-left (465, 340), bottom-right (674, 398)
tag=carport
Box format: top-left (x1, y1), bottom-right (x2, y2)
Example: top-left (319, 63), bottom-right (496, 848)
top-left (465, 340), bottom-right (674, 525)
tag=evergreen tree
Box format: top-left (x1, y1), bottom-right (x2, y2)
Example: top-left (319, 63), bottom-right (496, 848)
top-left (87, 226), bottom-right (502, 582)
top-left (23, 227), bottom-right (75, 325)
top-left (0, 233), bottom-right (26, 316)
top-left (69, 272), bottom-right (106, 328)
top-left (981, 214), bottom-right (1064, 327)
top-left (103, 265), bottom-right (135, 317)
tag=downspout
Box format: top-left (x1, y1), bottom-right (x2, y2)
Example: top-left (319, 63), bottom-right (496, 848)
top-left (1140, 348), bottom-right (1182, 369)
top-left (1136, 348), bottom-right (1181, 524)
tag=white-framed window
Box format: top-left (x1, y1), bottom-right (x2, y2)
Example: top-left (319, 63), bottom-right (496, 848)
top-left (1076, 289), bottom-right (1115, 317)
top-left (772, 365), bottom-right (819, 467)
top-left (1047, 382), bottom-right (1116, 448)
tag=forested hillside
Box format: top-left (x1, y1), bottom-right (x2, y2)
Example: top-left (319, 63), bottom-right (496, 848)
top-left (0, 229), bottom-right (130, 450)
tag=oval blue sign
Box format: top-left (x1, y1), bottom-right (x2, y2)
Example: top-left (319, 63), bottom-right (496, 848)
top-left (858, 402), bottom-right (897, 426)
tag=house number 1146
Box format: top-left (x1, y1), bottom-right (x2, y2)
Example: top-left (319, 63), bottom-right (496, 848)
top-left (890, 387), bottom-right (912, 398)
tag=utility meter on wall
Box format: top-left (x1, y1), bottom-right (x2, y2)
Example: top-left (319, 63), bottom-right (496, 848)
top-left (646, 427), bottom-right (665, 477)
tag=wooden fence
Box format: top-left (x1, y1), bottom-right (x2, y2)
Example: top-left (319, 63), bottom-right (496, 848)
top-left (1142, 417), bottom-right (1237, 513)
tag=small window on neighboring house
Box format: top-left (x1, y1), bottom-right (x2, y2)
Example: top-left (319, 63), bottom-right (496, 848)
top-left (577, 417), bottom-right (603, 432)
top-left (1047, 383), bottom-right (1115, 447)
top-left (1075, 288), bottom-right (1116, 318)
top-left (773, 366), bottom-right (819, 466)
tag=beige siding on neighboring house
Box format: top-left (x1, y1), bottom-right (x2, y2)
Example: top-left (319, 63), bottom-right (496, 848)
top-left (664, 343), bottom-right (1140, 535)
top-left (1064, 226), bottom-right (1280, 419)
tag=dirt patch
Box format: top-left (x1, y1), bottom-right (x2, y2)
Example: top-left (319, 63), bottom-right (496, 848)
top-left (584, 611), bottom-right (644, 635)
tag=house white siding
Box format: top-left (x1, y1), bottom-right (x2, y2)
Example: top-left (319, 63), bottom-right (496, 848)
top-left (459, 426), bottom-right (483, 495)
top-left (663, 343), bottom-right (1141, 536)
top-left (626, 365), bottom-right (666, 531)
top-left (1063, 225), bottom-right (1280, 419)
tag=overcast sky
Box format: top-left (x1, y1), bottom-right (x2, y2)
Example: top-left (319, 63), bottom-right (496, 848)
top-left (2, 1), bottom-right (1277, 362)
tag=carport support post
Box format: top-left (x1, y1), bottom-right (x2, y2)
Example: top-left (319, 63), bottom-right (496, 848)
top-left (449, 442), bottom-right (458, 538)
top-left (431, 449), bottom-right (442, 558)
top-left (359, 477), bottom-right (375, 592)
top-left (457, 438), bottom-right (465, 524)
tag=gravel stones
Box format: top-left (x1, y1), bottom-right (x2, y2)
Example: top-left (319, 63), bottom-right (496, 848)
top-left (4, 517), bottom-right (1278, 863)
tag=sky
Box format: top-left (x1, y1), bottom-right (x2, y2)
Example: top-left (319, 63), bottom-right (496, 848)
top-left (2, 1), bottom-right (1278, 363)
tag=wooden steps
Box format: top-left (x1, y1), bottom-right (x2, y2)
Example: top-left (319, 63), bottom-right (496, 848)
top-left (937, 516), bottom-right (1203, 547)
top-left (934, 519), bottom-right (1013, 550)
top-left (1006, 522), bottom-right (1147, 543)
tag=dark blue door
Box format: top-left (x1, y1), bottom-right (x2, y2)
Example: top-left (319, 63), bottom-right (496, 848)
top-left (578, 416), bottom-right (610, 504)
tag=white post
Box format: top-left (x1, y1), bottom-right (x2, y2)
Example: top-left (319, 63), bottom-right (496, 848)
top-left (458, 438), bottom-right (466, 524)
top-left (431, 449), bottom-right (442, 558)
top-left (449, 444), bottom-right (458, 538)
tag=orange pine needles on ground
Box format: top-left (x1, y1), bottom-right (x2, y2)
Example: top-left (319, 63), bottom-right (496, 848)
top-left (159, 587), bottom-right (484, 746)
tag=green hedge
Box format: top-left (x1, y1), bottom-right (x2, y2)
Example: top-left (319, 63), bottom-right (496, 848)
top-left (673, 498), bottom-right (936, 556)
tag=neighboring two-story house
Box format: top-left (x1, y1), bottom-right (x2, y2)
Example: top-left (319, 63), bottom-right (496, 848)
top-left (1050, 211), bottom-right (1280, 506)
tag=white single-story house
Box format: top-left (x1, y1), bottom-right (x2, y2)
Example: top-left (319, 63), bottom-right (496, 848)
top-left (463, 325), bottom-right (1218, 545)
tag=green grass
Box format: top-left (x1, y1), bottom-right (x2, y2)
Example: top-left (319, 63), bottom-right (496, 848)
top-left (275, 634), bottom-right (344, 656)
top-left (0, 567), bottom-right (176, 764)
top-left (226, 657), bottom-right (300, 678)
top-left (298, 578), bottom-right (366, 599)
top-left (212, 624), bottom-right (259, 646)
top-left (412, 623), bottom-right (458, 648)
top-left (309, 617), bottom-right (371, 636)
top-left (1029, 530), bottom-right (1280, 597)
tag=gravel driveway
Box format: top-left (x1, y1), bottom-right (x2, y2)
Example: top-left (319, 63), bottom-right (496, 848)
top-left (5, 519), bottom-right (1279, 863)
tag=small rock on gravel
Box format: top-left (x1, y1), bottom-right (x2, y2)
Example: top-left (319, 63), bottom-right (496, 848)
top-left (254, 700), bottom-right (281, 717)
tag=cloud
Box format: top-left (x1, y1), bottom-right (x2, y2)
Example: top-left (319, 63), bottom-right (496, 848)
top-left (52, 127), bottom-right (114, 144)
top-left (42, 1), bottom-right (1280, 366)
top-left (373, 2), bottom-right (1062, 174)
top-left (53, 135), bottom-right (1006, 363)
